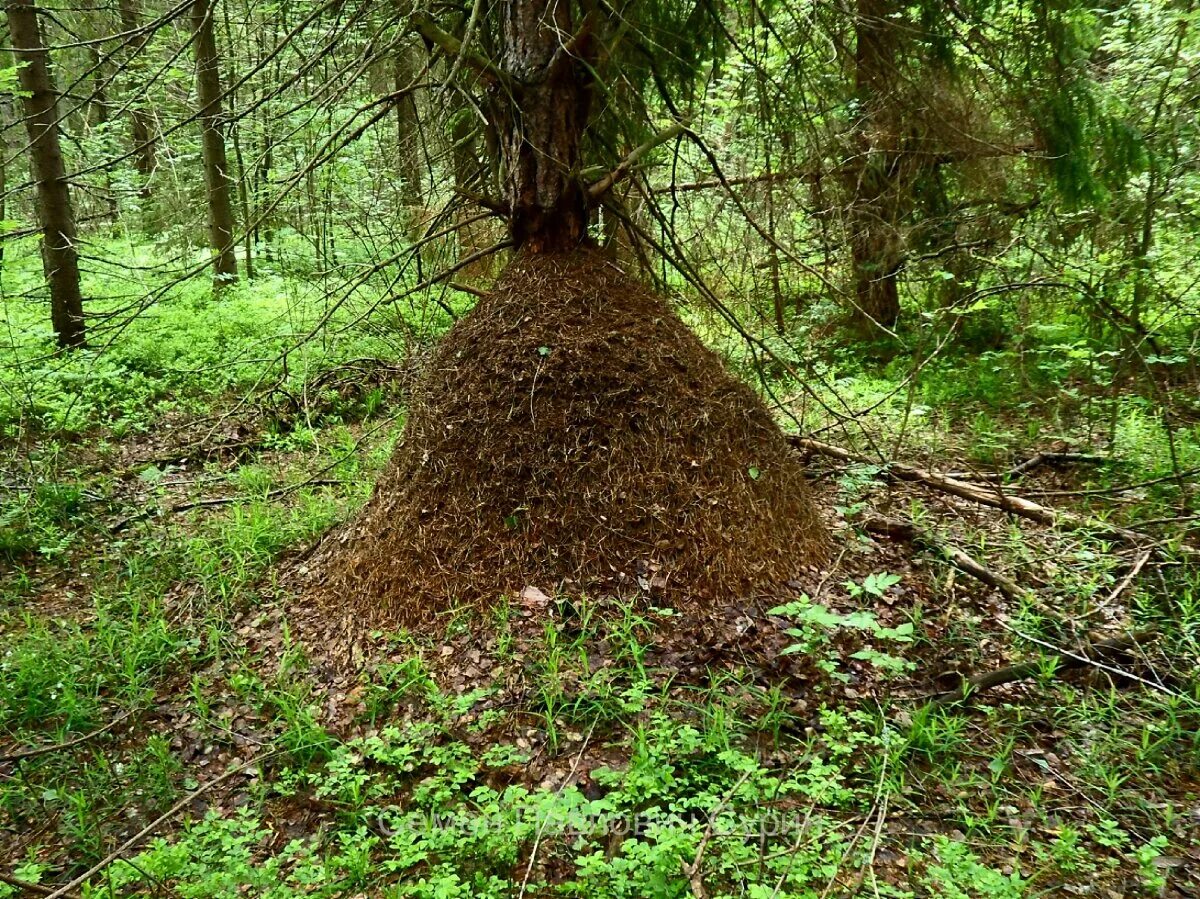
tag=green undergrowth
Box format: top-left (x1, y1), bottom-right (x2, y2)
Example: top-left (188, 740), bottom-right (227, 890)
top-left (7, 615), bottom-right (1192, 898)
top-left (0, 240), bottom-right (1197, 896)
top-left (0, 237), bottom-right (463, 436)
top-left (2, 487), bottom-right (1195, 896)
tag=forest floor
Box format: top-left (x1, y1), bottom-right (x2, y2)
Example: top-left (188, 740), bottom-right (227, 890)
top-left (1, 259), bottom-right (1198, 898)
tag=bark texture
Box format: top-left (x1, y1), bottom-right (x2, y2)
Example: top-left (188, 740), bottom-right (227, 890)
top-left (118, 0), bottom-right (157, 196)
top-left (497, 0), bottom-right (592, 252)
top-left (847, 0), bottom-right (902, 330)
top-left (7, 0), bottom-right (86, 347)
top-left (193, 0), bottom-right (238, 283)
top-left (393, 41), bottom-right (423, 209)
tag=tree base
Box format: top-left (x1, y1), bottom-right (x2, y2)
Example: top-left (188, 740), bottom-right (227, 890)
top-left (322, 249), bottom-right (827, 628)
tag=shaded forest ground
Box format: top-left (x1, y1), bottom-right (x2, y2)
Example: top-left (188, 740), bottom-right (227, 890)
top-left (0, 240), bottom-right (1198, 897)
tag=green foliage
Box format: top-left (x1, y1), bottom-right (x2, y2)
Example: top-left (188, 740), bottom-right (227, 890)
top-left (770, 585), bottom-right (915, 678)
top-left (0, 3), bottom-right (1197, 894)
top-left (100, 714), bottom-right (870, 899)
top-left (922, 837), bottom-right (1025, 899)
top-left (0, 247), bottom-right (417, 436)
top-left (0, 481), bottom-right (84, 562)
top-left (0, 599), bottom-right (178, 733)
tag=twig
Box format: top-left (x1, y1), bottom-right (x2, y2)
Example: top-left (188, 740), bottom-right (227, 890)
top-left (0, 709), bottom-right (135, 764)
top-left (42, 752), bottom-right (275, 899)
top-left (112, 413), bottom-right (396, 534)
top-left (407, 10), bottom-right (507, 85)
top-left (447, 280), bottom-right (488, 298)
top-left (587, 121), bottom-right (688, 200)
top-left (1023, 467), bottom-right (1200, 499)
top-left (940, 544), bottom-right (1025, 601)
top-left (682, 767), bottom-right (755, 899)
top-left (1089, 549), bottom-right (1152, 618)
top-left (0, 872), bottom-right (64, 897)
top-left (861, 516), bottom-right (1025, 601)
top-left (816, 743), bottom-right (890, 899)
top-left (1128, 513), bottom-right (1200, 529)
top-left (516, 722), bottom-right (596, 899)
top-left (947, 451), bottom-right (1109, 482)
top-left (931, 627), bottom-right (1164, 708)
top-left (859, 517), bottom-right (1172, 703)
top-left (109, 480), bottom-right (346, 533)
top-left (798, 438), bottom-right (1148, 544)
top-left (999, 622), bottom-right (1179, 698)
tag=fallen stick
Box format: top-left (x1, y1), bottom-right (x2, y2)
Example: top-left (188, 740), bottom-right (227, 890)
top-left (516, 724), bottom-right (595, 899)
top-left (42, 752), bottom-right (275, 899)
top-left (109, 479), bottom-right (346, 533)
top-left (947, 451), bottom-right (1108, 482)
top-left (861, 516), bottom-right (1025, 601)
top-left (1024, 467), bottom-right (1200, 499)
top-left (940, 544), bottom-right (1025, 601)
top-left (930, 628), bottom-right (1160, 708)
top-left (681, 768), bottom-right (755, 899)
top-left (998, 621), bottom-right (1177, 698)
top-left (795, 437), bottom-right (1148, 544)
top-left (0, 709), bottom-right (135, 764)
top-left (1090, 549), bottom-right (1153, 618)
top-left (0, 872), bottom-right (63, 897)
top-left (857, 516), bottom-right (1168, 706)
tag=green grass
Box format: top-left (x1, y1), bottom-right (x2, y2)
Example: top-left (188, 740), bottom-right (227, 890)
top-left (0, 235), bottom-right (1196, 897)
top-left (0, 237), bottom-right (456, 436)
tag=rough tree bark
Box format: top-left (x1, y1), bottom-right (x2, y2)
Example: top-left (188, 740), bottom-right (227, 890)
top-left (117, 0), bottom-right (156, 199)
top-left (393, 40), bottom-right (424, 211)
top-left (7, 0), bottom-right (86, 347)
top-left (192, 0), bottom-right (238, 284)
top-left (847, 0), bottom-right (901, 331)
top-left (495, 0), bottom-right (592, 252)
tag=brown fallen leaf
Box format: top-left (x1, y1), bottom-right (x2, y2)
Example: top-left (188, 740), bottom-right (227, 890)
top-left (519, 585), bottom-right (552, 608)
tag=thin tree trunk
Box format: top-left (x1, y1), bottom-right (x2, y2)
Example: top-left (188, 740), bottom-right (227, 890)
top-left (0, 80), bottom-right (9, 266)
top-left (1129, 6), bottom-right (1189, 332)
top-left (89, 46), bottom-right (119, 222)
top-left (222, 0), bottom-right (252, 278)
top-left (752, 2), bottom-right (784, 332)
top-left (394, 40), bottom-right (423, 211)
top-left (192, 0), bottom-right (237, 284)
top-left (258, 125), bottom-right (273, 257)
top-left (7, 0), bottom-right (86, 347)
top-left (847, 0), bottom-right (901, 331)
top-left (117, 0), bottom-right (156, 200)
top-left (257, 15), bottom-right (279, 260)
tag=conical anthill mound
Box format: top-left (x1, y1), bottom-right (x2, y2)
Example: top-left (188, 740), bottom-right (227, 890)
top-left (325, 248), bottom-right (826, 627)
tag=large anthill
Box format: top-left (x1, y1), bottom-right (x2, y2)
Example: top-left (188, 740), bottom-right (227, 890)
top-left (309, 0), bottom-right (827, 628)
top-left (322, 249), bottom-right (825, 627)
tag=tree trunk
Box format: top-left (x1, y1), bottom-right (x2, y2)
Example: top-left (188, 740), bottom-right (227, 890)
top-left (221, 0), bottom-right (252, 279)
top-left (394, 40), bottom-right (423, 211)
top-left (0, 67), bottom-right (10, 266)
top-left (117, 0), bottom-right (156, 199)
top-left (7, 0), bottom-right (86, 348)
top-left (496, 0), bottom-right (591, 252)
top-left (88, 46), bottom-right (119, 222)
top-left (847, 0), bottom-right (901, 331)
top-left (752, 2), bottom-right (785, 332)
top-left (450, 104), bottom-right (493, 275)
top-left (256, 16), bottom-right (279, 259)
top-left (192, 0), bottom-right (238, 284)
top-left (850, 218), bottom-right (901, 329)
